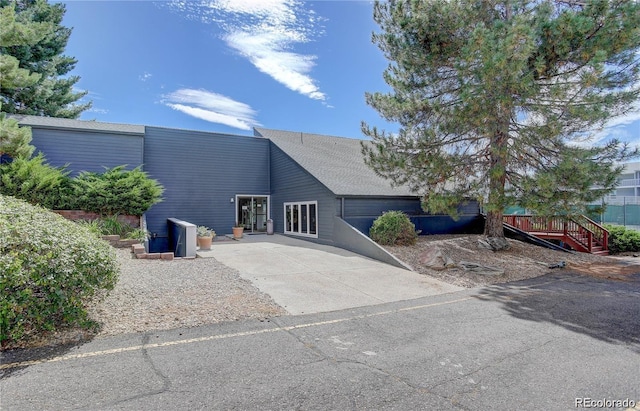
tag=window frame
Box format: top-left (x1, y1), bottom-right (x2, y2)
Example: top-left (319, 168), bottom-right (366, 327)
top-left (283, 201), bottom-right (318, 238)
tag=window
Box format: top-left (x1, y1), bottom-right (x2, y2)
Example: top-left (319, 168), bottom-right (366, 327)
top-left (284, 201), bottom-right (318, 238)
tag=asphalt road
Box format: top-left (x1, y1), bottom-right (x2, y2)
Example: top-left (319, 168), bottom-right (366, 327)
top-left (1, 271), bottom-right (639, 410)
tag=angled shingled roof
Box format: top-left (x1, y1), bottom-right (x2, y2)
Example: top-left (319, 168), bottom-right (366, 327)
top-left (255, 127), bottom-right (416, 197)
top-left (12, 115), bottom-right (145, 135)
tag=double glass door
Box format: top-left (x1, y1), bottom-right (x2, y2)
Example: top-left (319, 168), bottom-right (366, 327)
top-left (237, 196), bottom-right (268, 233)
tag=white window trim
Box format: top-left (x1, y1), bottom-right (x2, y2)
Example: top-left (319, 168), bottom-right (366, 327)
top-left (283, 201), bottom-right (318, 238)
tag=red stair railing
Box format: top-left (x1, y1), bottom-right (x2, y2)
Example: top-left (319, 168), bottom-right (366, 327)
top-left (503, 214), bottom-right (608, 254)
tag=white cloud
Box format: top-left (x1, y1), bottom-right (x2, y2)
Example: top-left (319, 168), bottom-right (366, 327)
top-left (225, 31), bottom-right (325, 100)
top-left (139, 72), bottom-right (152, 82)
top-left (162, 88), bottom-right (261, 130)
top-left (166, 0), bottom-right (326, 101)
top-left (86, 107), bottom-right (109, 115)
top-left (588, 102), bottom-right (640, 146)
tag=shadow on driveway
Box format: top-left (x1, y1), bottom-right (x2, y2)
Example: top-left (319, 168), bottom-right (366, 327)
top-left (475, 270), bottom-right (640, 353)
top-left (0, 340), bottom-right (86, 379)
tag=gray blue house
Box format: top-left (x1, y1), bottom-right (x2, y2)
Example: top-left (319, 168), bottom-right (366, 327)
top-left (16, 115), bottom-right (481, 258)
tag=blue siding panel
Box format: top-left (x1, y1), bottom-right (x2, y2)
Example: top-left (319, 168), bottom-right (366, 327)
top-left (30, 128), bottom-right (143, 175)
top-left (343, 197), bottom-right (422, 217)
top-left (143, 126), bottom-right (269, 241)
top-left (343, 197), bottom-right (482, 236)
top-left (269, 143), bottom-right (336, 243)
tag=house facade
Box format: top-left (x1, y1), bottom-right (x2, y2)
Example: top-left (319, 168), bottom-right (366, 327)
top-left (591, 161), bottom-right (640, 228)
top-left (16, 115), bottom-right (481, 258)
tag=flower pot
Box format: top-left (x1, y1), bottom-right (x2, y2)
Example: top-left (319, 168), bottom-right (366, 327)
top-left (232, 226), bottom-right (244, 239)
top-left (197, 236), bottom-right (213, 250)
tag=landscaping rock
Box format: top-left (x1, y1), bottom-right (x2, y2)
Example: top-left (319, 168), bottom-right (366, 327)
top-left (548, 261), bottom-right (566, 269)
top-left (477, 236), bottom-right (511, 251)
top-left (419, 247), bottom-right (455, 271)
top-left (458, 261), bottom-right (505, 276)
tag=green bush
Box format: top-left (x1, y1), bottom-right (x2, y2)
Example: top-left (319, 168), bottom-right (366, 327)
top-left (370, 210), bottom-right (418, 246)
top-left (0, 195), bottom-right (119, 348)
top-left (605, 224), bottom-right (640, 254)
top-left (0, 157), bottom-right (164, 216)
top-left (0, 153), bottom-right (76, 209)
top-left (76, 216), bottom-right (147, 241)
top-left (74, 166), bottom-right (164, 216)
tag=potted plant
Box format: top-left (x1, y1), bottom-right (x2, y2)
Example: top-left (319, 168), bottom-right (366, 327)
top-left (196, 225), bottom-right (215, 250)
top-left (232, 221), bottom-right (244, 239)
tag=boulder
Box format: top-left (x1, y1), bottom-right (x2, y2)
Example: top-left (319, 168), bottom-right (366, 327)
top-left (419, 247), bottom-right (456, 271)
top-left (477, 236), bottom-right (510, 251)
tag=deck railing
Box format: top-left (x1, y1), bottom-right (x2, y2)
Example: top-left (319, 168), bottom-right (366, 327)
top-left (503, 214), bottom-right (608, 253)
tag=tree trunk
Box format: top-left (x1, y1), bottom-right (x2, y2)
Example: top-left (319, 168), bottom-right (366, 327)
top-left (484, 209), bottom-right (504, 237)
top-left (483, 119), bottom-right (510, 251)
top-left (482, 209), bottom-right (510, 251)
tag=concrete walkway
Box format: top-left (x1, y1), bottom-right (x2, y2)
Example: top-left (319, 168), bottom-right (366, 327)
top-left (197, 234), bottom-right (461, 314)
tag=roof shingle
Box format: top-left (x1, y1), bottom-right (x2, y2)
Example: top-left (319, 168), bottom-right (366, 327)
top-left (255, 127), bottom-right (416, 197)
top-left (12, 115), bottom-right (145, 135)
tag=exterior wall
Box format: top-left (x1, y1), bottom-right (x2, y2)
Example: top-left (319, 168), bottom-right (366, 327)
top-left (342, 197), bottom-right (482, 236)
top-left (143, 126), bottom-right (269, 251)
top-left (30, 128), bottom-right (143, 176)
top-left (332, 217), bottom-right (412, 270)
top-left (269, 143), bottom-right (336, 244)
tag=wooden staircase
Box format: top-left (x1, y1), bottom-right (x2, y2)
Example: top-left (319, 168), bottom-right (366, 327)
top-left (503, 215), bottom-right (609, 255)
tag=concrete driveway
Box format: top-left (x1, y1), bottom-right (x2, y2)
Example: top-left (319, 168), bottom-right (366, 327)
top-left (197, 234), bottom-right (461, 314)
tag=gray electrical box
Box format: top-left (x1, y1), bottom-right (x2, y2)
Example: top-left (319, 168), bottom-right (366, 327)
top-left (167, 218), bottom-right (196, 258)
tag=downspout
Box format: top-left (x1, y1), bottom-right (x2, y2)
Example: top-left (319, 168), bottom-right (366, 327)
top-left (341, 197), bottom-right (345, 219)
top-left (267, 141), bottom-right (271, 219)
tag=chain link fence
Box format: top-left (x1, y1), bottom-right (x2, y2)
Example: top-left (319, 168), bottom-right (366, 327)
top-left (588, 196), bottom-right (640, 231)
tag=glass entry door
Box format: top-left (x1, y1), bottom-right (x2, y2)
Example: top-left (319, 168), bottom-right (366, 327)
top-left (236, 196), bottom-right (269, 233)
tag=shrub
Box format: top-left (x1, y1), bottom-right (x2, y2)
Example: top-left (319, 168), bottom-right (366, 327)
top-left (604, 224), bottom-right (640, 254)
top-left (0, 195), bottom-right (119, 348)
top-left (74, 166), bottom-right (164, 216)
top-left (370, 210), bottom-right (418, 246)
top-left (1, 158), bottom-right (164, 216)
top-left (0, 153), bottom-right (76, 209)
top-left (76, 216), bottom-right (147, 241)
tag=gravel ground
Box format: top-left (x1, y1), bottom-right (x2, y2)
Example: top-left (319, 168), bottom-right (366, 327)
top-left (384, 234), bottom-right (638, 288)
top-left (87, 249), bottom-right (286, 337)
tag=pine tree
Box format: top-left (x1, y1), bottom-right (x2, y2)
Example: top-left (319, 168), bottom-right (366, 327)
top-left (362, 0), bottom-right (640, 249)
top-left (0, 0), bottom-right (90, 118)
top-left (0, 2), bottom-right (50, 158)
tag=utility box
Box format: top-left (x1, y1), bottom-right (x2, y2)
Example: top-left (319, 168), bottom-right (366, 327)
top-left (167, 218), bottom-right (196, 258)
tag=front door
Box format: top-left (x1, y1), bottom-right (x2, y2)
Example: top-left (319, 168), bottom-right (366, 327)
top-left (236, 196), bottom-right (269, 233)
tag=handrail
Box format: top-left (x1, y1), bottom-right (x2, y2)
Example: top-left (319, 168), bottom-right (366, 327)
top-left (502, 214), bottom-right (609, 253)
top-left (570, 215), bottom-right (608, 251)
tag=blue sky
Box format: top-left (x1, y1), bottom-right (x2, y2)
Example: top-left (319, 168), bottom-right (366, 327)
top-left (60, 0), bottom-right (640, 147)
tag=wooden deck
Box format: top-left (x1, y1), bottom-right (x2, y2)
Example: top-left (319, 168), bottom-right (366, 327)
top-left (503, 215), bottom-right (609, 255)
